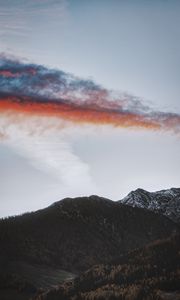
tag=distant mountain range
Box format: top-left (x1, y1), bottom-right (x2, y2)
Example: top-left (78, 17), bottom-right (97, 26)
top-left (0, 189), bottom-right (179, 300)
top-left (120, 188), bottom-right (180, 223)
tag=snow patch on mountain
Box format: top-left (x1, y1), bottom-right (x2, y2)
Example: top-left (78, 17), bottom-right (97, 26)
top-left (120, 188), bottom-right (180, 223)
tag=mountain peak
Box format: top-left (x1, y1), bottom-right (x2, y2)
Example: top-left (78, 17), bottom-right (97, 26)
top-left (49, 195), bottom-right (112, 211)
top-left (0, 193), bottom-right (177, 273)
top-left (120, 187), bottom-right (180, 223)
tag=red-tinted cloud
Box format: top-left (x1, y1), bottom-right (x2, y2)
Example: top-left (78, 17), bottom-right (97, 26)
top-left (0, 56), bottom-right (180, 134)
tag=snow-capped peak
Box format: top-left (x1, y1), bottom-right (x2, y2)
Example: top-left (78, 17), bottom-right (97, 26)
top-left (120, 188), bottom-right (180, 223)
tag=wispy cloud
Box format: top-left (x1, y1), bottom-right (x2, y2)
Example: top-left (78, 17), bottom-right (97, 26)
top-left (0, 55), bottom-right (179, 210)
top-left (0, 0), bottom-right (68, 38)
top-left (0, 55), bottom-right (180, 134)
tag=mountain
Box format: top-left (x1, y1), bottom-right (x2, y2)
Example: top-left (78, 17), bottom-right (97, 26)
top-left (0, 196), bottom-right (177, 272)
top-left (0, 195), bottom-right (178, 300)
top-left (120, 188), bottom-right (180, 223)
top-left (34, 233), bottom-right (180, 300)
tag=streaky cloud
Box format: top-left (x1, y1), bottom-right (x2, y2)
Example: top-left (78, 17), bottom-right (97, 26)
top-left (0, 55), bottom-right (180, 134)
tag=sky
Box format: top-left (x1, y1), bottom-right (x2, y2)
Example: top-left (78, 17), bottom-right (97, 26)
top-left (0, 0), bottom-right (180, 217)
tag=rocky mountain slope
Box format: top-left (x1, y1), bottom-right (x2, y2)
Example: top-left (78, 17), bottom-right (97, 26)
top-left (35, 233), bottom-right (180, 300)
top-left (120, 188), bottom-right (180, 223)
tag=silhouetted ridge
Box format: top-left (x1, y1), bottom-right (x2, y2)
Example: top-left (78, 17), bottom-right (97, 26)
top-left (50, 195), bottom-right (112, 210)
top-left (0, 196), bottom-right (177, 273)
top-left (0, 194), bottom-right (179, 300)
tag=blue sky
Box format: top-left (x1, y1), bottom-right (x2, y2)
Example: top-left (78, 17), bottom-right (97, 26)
top-left (0, 0), bottom-right (180, 216)
top-left (1, 0), bottom-right (180, 111)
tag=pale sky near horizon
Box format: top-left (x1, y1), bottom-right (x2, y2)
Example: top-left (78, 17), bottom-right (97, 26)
top-left (0, 0), bottom-right (180, 217)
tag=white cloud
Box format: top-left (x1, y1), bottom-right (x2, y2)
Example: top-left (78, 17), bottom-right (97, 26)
top-left (0, 111), bottom-right (180, 217)
top-left (0, 113), bottom-right (97, 204)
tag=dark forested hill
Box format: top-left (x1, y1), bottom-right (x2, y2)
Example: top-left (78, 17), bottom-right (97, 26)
top-left (35, 234), bottom-right (180, 300)
top-left (0, 195), bottom-right (177, 272)
top-left (0, 195), bottom-right (178, 300)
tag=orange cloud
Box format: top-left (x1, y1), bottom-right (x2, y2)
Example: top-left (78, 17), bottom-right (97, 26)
top-left (0, 70), bottom-right (20, 78)
top-left (0, 95), bottom-right (162, 131)
top-left (0, 68), bottom-right (36, 78)
top-left (0, 56), bottom-right (180, 134)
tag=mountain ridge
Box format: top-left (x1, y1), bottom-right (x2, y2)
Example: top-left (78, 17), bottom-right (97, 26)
top-left (0, 195), bottom-right (177, 272)
top-left (0, 191), bottom-right (179, 300)
top-left (120, 187), bottom-right (180, 223)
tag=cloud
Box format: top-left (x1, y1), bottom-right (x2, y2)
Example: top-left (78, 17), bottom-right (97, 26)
top-left (0, 55), bottom-right (180, 202)
top-left (8, 133), bottom-right (95, 192)
top-left (0, 111), bottom-right (97, 199)
top-left (0, 55), bottom-right (180, 134)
